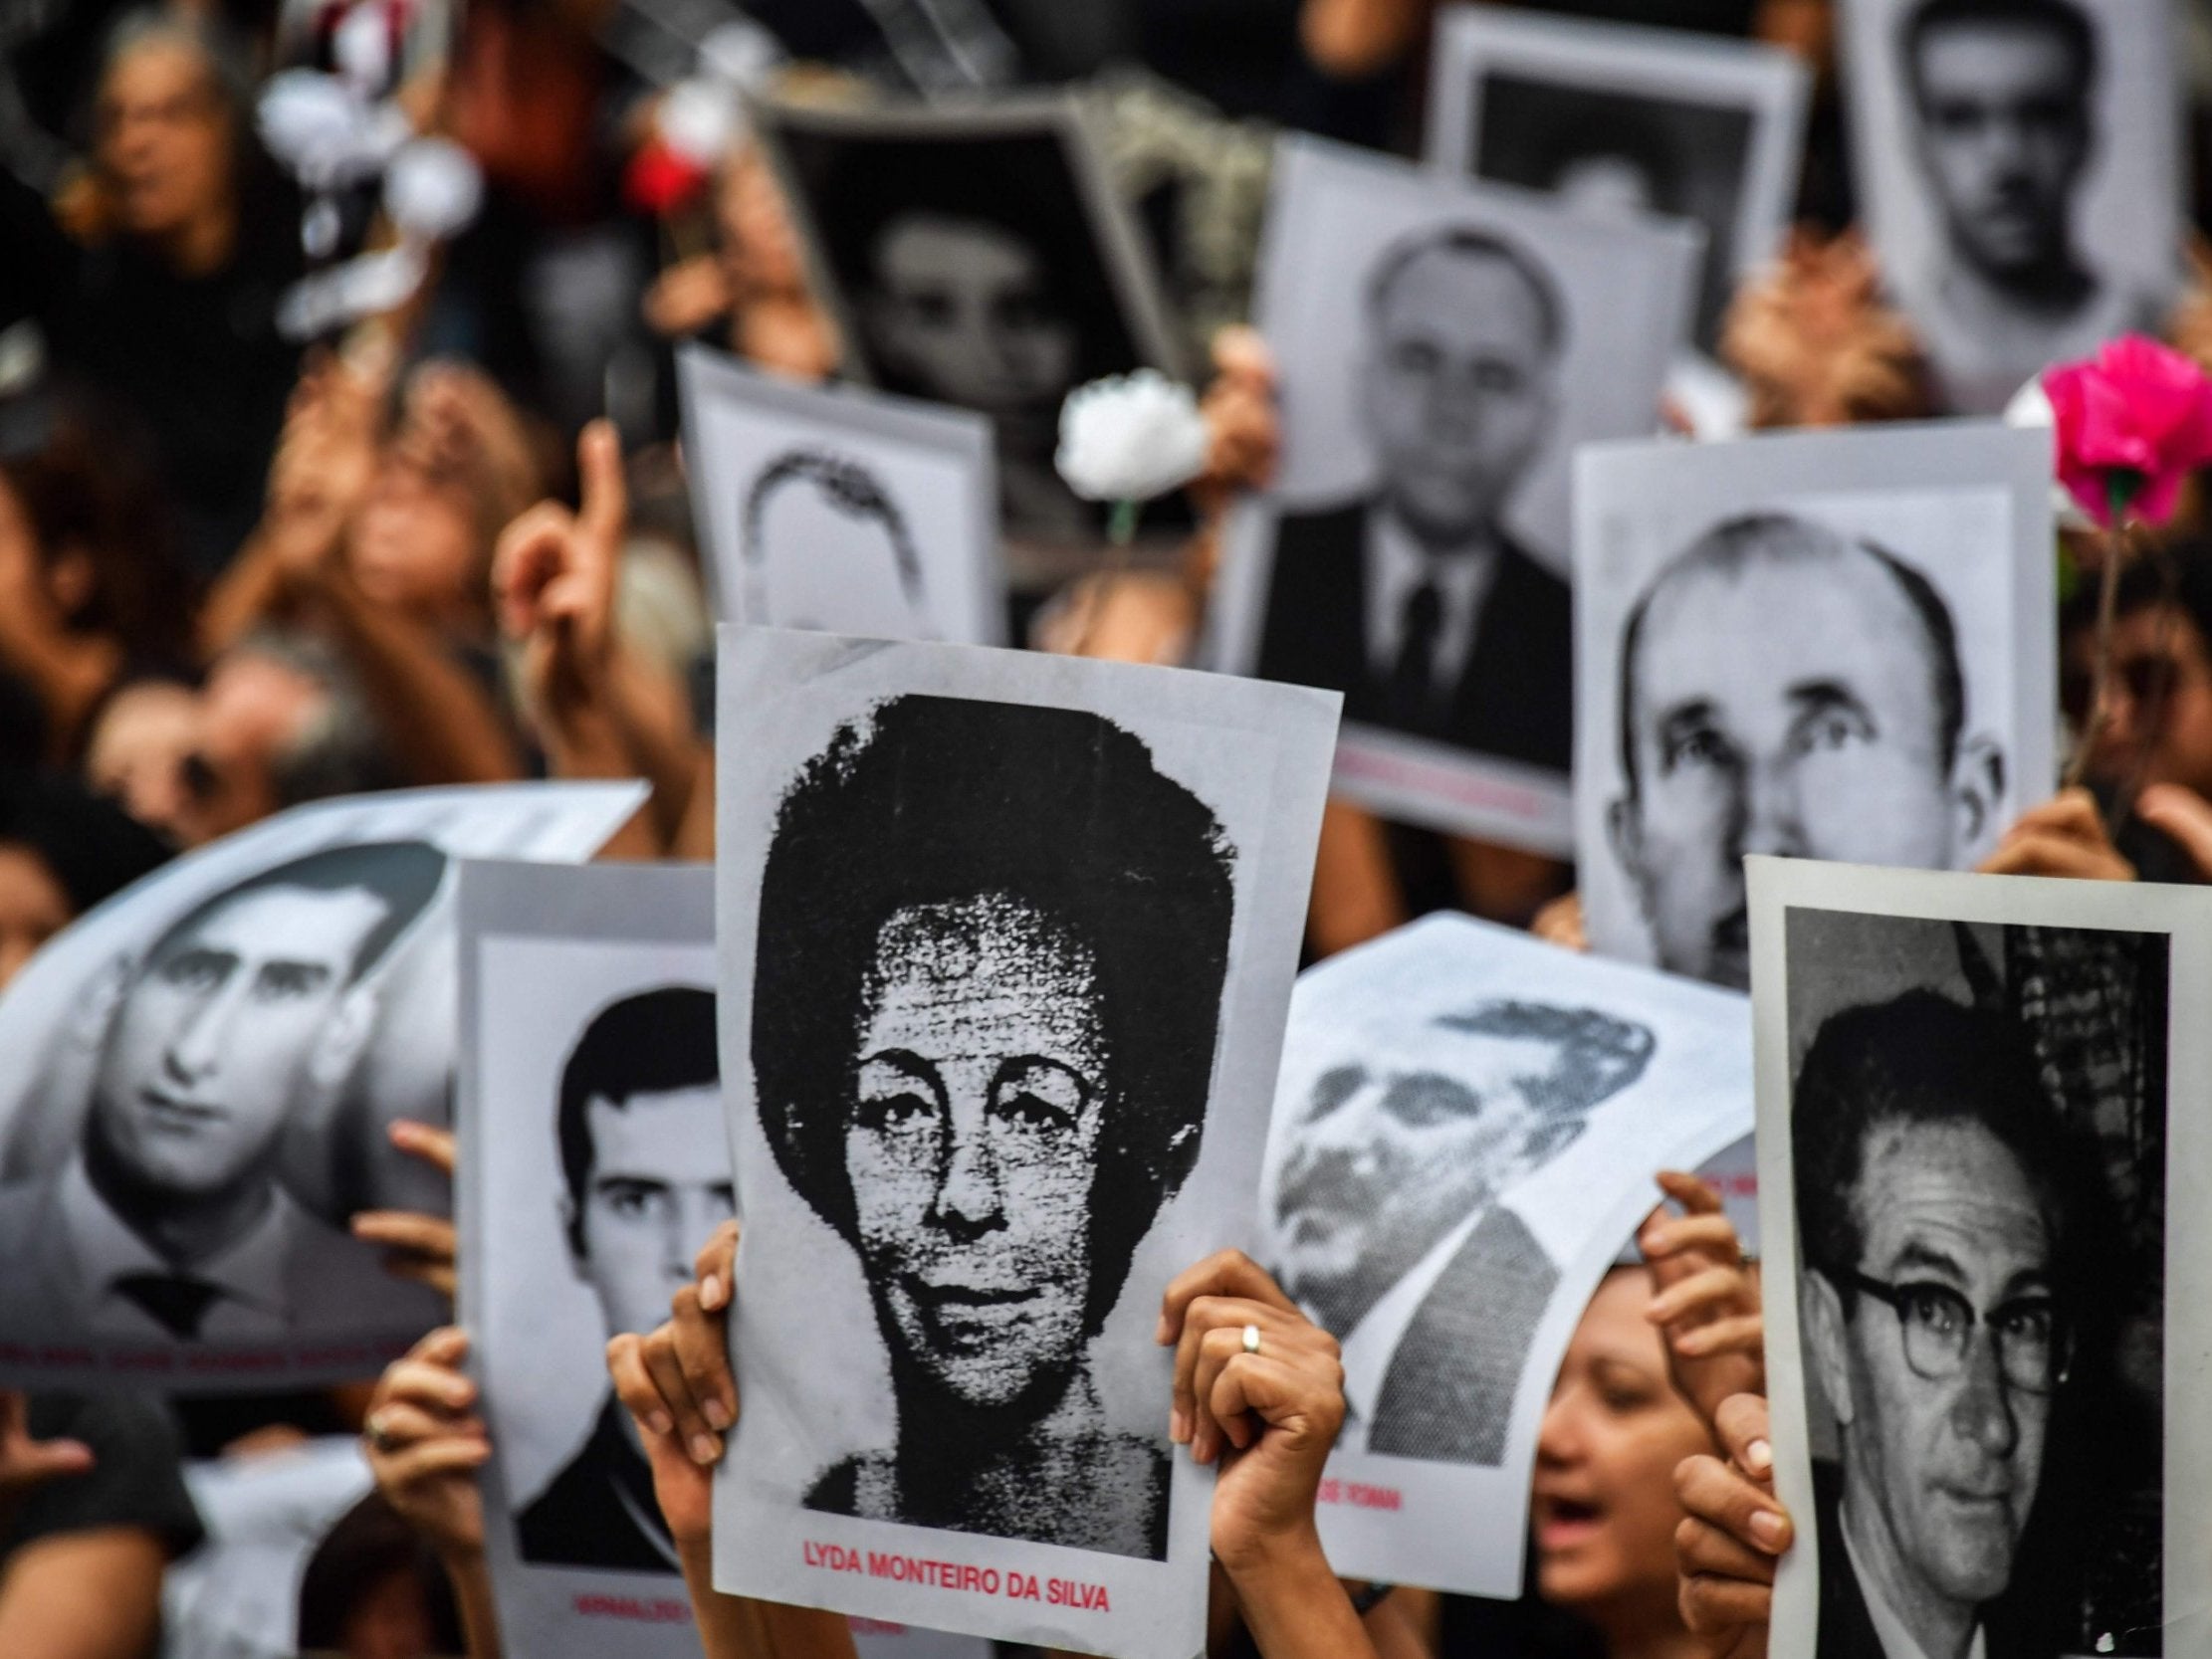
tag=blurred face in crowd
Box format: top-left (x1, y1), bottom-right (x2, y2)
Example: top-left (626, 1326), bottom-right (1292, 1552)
top-left (1908, 18), bottom-right (2093, 288)
top-left (1533, 1268), bottom-right (1716, 1617)
top-left (98, 36), bottom-right (236, 255)
top-left (2064, 602), bottom-right (2212, 800)
top-left (846, 894), bottom-right (1107, 1410)
top-left (0, 843), bottom-right (72, 991)
top-left (866, 214), bottom-right (1079, 421)
top-left (568, 1086), bottom-right (736, 1342)
top-left (183, 649), bottom-right (330, 846)
top-left (90, 882), bottom-right (385, 1201)
top-left (0, 474), bottom-right (88, 648)
top-left (1807, 1119), bottom-right (2058, 1629)
top-left (1612, 539), bottom-right (1999, 989)
top-left (346, 454), bottom-right (484, 629)
top-left (1362, 247), bottom-right (1559, 550)
top-left (1271, 1023), bottom-right (1554, 1333)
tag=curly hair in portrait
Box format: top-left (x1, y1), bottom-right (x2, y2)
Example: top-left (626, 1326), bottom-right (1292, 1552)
top-left (754, 693), bottom-right (1236, 1335)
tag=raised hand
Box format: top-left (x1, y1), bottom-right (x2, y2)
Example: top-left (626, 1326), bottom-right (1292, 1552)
top-left (1641, 1171), bottom-right (1763, 1428)
top-left (492, 420), bottom-right (627, 717)
top-left (350, 1119), bottom-right (459, 1303)
top-left (361, 1327), bottom-right (490, 1562)
top-left (605, 1219), bottom-right (739, 1553)
top-left (0, 1391), bottom-right (94, 1515)
top-left (1674, 1392), bottom-right (1790, 1659)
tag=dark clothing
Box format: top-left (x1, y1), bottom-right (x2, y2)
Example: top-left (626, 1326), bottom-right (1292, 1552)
top-left (515, 1395), bottom-right (675, 1574)
top-left (0, 170), bottom-right (304, 581)
top-left (0, 1393), bottom-right (201, 1559)
top-left (1255, 499), bottom-right (1574, 775)
top-left (1369, 1206), bottom-right (1558, 1466)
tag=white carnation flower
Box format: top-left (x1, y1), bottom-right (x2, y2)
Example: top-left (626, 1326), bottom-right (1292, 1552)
top-left (700, 20), bottom-right (784, 92)
top-left (1055, 370), bottom-right (1209, 504)
top-left (258, 70), bottom-right (377, 190)
top-left (659, 78), bottom-right (744, 167)
top-left (384, 137), bottom-right (484, 244)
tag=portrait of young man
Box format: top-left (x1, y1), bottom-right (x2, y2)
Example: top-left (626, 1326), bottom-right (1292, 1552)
top-left (0, 840), bottom-right (448, 1343)
top-left (1253, 222), bottom-right (1574, 776)
top-left (515, 984), bottom-right (730, 1574)
top-left (1605, 513), bottom-right (2006, 989)
top-left (1267, 998), bottom-right (1655, 1464)
top-left (1759, 883), bottom-right (2174, 1659)
top-left (741, 450), bottom-right (933, 640)
top-left (1865, 0), bottom-right (2176, 412)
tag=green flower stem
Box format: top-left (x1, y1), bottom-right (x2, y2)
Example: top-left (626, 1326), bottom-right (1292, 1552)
top-left (2061, 469), bottom-right (2146, 793)
top-left (1108, 498), bottom-right (1141, 546)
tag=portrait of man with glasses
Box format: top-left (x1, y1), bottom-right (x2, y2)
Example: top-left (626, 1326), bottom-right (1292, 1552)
top-left (1790, 988), bottom-right (2081, 1659)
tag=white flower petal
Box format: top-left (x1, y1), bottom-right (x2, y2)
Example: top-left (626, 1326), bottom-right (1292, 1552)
top-left (1055, 369), bottom-right (1209, 504)
top-left (659, 79), bottom-right (743, 167)
top-left (383, 137), bottom-right (483, 243)
top-left (699, 21), bottom-right (784, 92)
top-left (257, 71), bottom-right (376, 189)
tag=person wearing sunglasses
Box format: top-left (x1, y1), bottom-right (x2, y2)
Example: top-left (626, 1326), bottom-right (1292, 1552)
top-left (1792, 991), bottom-right (2074, 1659)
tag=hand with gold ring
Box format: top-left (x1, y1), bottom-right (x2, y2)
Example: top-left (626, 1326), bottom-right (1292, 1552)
top-left (361, 1326), bottom-right (490, 1562)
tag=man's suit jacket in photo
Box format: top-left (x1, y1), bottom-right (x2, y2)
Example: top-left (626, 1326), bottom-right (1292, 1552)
top-left (1366, 1204), bottom-right (1558, 1465)
top-left (1253, 498), bottom-right (1573, 774)
top-left (516, 1393), bottom-right (678, 1573)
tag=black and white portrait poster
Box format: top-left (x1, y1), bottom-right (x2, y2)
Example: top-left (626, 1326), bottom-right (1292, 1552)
top-left (710, 626), bottom-right (1338, 1656)
top-left (1258, 914), bottom-right (1750, 1595)
top-left (1575, 421), bottom-right (2056, 991)
top-left (677, 345), bottom-right (1003, 645)
top-left (1426, 5), bottom-right (1810, 357)
top-left (0, 781), bottom-right (643, 1388)
top-left (1749, 857), bottom-right (2212, 1659)
top-left (1209, 135), bottom-right (1701, 853)
top-left (458, 860), bottom-right (723, 1656)
top-left (1841, 0), bottom-right (2185, 415)
top-left (756, 97), bottom-right (1185, 550)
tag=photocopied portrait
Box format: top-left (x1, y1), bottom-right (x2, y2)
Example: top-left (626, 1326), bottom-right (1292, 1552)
top-left (1212, 135), bottom-right (1699, 852)
top-left (1428, 7), bottom-right (1810, 355)
top-left (678, 346), bottom-right (1003, 646)
top-left (1574, 422), bottom-right (2056, 989)
top-left (0, 781), bottom-right (643, 1387)
top-left (1259, 914), bottom-right (1752, 1597)
top-left (756, 98), bottom-right (1184, 549)
top-left (1841, 0), bottom-right (2183, 414)
top-left (459, 861), bottom-right (726, 1659)
top-left (1748, 861), bottom-right (2212, 1659)
top-left (712, 627), bottom-right (1337, 1658)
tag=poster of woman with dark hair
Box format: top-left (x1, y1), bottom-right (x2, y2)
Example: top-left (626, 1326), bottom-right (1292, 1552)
top-left (708, 628), bottom-right (1337, 1657)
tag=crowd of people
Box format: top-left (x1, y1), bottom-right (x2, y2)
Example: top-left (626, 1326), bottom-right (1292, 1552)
top-left (2, 0), bottom-right (2212, 1655)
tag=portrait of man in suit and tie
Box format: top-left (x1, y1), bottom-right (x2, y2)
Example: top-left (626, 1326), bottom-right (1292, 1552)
top-left (1267, 998), bottom-right (1655, 1464)
top-left (1253, 222), bottom-right (1574, 777)
top-left (0, 841), bottom-right (449, 1344)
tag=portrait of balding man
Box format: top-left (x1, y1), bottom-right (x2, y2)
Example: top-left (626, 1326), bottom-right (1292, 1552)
top-left (1604, 513), bottom-right (2007, 989)
top-left (1254, 223), bottom-right (1573, 774)
top-left (0, 841), bottom-right (449, 1343)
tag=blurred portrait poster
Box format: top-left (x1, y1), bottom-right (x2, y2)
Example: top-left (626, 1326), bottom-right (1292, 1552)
top-left (459, 860), bottom-right (722, 1657)
top-left (678, 345), bottom-right (1004, 645)
top-left (709, 627), bottom-right (1338, 1656)
top-left (0, 781), bottom-right (643, 1388)
top-left (1258, 915), bottom-right (1750, 1595)
top-left (1210, 135), bottom-right (1699, 853)
top-left (1750, 857), bottom-right (2212, 1659)
top-left (1840, 0), bottom-right (2184, 413)
top-left (1575, 421), bottom-right (2056, 991)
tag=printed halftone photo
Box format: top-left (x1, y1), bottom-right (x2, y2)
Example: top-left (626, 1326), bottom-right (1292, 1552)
top-left (459, 861), bottom-right (726, 1658)
top-left (711, 627), bottom-right (1337, 1658)
top-left (1574, 421), bottom-right (2057, 990)
top-left (0, 782), bottom-right (642, 1387)
top-left (1257, 914), bottom-right (1751, 1596)
top-left (678, 346), bottom-right (1004, 646)
top-left (1210, 135), bottom-right (1700, 853)
top-left (1427, 6), bottom-right (1809, 353)
top-left (755, 98), bottom-right (1184, 549)
top-left (1749, 860), bottom-right (2212, 1659)
top-left (1840, 0), bottom-right (2185, 414)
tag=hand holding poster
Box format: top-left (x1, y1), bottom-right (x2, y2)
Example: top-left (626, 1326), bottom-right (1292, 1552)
top-left (0, 782), bottom-right (642, 1388)
top-left (459, 860), bottom-right (725, 1657)
top-left (709, 627), bottom-right (1338, 1655)
top-left (1257, 914), bottom-right (1751, 1596)
top-left (1749, 858), bottom-right (2212, 1659)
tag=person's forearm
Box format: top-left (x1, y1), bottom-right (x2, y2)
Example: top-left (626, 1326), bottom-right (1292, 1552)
top-left (598, 647), bottom-right (704, 843)
top-left (0, 628), bottom-right (117, 760)
top-left (678, 1537), bottom-right (859, 1659)
top-left (0, 1529), bottom-right (165, 1659)
top-left (440, 1548), bottom-right (503, 1659)
top-left (200, 527), bottom-right (301, 657)
top-left (1226, 1531), bottom-right (1384, 1659)
top-left (315, 575), bottom-right (524, 785)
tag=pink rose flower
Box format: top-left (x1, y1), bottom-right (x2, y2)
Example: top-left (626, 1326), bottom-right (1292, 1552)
top-left (2043, 335), bottom-right (2212, 527)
